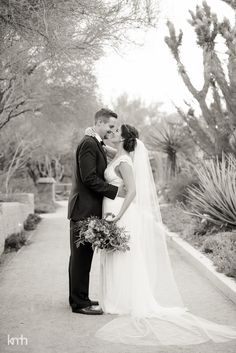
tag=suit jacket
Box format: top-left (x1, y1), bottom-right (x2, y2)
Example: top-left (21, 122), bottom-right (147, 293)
top-left (68, 136), bottom-right (118, 221)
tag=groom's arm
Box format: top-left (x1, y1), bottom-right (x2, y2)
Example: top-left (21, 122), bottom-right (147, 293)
top-left (78, 139), bottom-right (118, 200)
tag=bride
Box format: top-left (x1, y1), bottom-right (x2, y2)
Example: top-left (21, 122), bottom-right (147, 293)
top-left (88, 123), bottom-right (236, 346)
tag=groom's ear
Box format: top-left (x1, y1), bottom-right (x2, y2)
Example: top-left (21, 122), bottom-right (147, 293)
top-left (96, 118), bottom-right (102, 126)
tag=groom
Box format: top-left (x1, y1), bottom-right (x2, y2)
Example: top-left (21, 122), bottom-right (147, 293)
top-left (68, 108), bottom-right (121, 315)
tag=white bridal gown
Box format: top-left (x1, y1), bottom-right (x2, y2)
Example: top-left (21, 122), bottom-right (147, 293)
top-left (96, 151), bottom-right (236, 346)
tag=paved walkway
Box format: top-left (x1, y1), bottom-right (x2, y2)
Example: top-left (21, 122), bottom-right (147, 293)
top-left (0, 201), bottom-right (236, 353)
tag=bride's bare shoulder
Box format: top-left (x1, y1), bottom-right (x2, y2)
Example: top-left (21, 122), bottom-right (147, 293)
top-left (116, 154), bottom-right (133, 167)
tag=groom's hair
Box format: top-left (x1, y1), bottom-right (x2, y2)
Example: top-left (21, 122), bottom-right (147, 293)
top-left (94, 108), bottom-right (118, 123)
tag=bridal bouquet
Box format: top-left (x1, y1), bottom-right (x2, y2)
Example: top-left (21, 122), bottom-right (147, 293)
top-left (74, 215), bottom-right (130, 252)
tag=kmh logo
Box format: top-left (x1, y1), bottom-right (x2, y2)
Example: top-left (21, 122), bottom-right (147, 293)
top-left (7, 334), bottom-right (28, 345)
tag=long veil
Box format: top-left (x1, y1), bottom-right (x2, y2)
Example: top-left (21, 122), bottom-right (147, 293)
top-left (95, 139), bottom-right (236, 346)
top-left (132, 139), bottom-right (185, 308)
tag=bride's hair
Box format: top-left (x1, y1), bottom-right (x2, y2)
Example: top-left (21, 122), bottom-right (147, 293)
top-left (121, 124), bottom-right (139, 152)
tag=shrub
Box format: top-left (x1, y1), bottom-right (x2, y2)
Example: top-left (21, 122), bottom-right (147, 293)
top-left (185, 153), bottom-right (236, 226)
top-left (34, 203), bottom-right (56, 214)
top-left (4, 231), bottom-right (27, 252)
top-left (161, 203), bottom-right (195, 236)
top-left (202, 232), bottom-right (236, 278)
top-left (193, 218), bottom-right (233, 237)
top-left (166, 175), bottom-right (199, 204)
top-left (24, 213), bottom-right (42, 231)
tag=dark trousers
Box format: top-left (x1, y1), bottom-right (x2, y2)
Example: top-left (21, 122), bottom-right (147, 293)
top-left (68, 220), bottom-right (94, 309)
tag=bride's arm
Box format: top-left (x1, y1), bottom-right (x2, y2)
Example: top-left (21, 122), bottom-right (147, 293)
top-left (84, 126), bottom-right (117, 159)
top-left (104, 144), bottom-right (117, 159)
top-left (112, 162), bottom-right (136, 222)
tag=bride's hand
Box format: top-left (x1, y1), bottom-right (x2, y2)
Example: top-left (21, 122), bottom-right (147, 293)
top-left (85, 126), bottom-right (96, 137)
top-left (112, 215), bottom-right (121, 222)
top-left (104, 213), bottom-right (118, 222)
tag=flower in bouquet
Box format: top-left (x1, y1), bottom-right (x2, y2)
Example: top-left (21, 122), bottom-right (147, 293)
top-left (73, 216), bottom-right (130, 252)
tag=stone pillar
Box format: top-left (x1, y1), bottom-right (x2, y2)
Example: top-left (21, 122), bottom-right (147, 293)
top-left (36, 177), bottom-right (56, 213)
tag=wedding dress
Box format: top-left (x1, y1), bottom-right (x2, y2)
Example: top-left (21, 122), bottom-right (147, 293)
top-left (95, 139), bottom-right (236, 346)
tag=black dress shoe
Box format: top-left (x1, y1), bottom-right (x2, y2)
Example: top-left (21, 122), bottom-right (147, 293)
top-left (72, 305), bottom-right (103, 315)
top-left (90, 300), bottom-right (99, 306)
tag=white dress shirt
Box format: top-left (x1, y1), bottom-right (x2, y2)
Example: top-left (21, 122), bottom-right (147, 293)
top-left (94, 132), bottom-right (103, 144)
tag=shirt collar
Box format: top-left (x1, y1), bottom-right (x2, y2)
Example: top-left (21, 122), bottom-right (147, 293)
top-left (94, 133), bottom-right (103, 143)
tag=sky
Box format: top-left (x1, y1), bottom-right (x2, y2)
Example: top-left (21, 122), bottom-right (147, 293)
top-left (95, 0), bottom-right (233, 113)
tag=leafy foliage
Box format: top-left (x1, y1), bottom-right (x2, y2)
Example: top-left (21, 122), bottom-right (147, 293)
top-left (0, 131), bottom-right (37, 193)
top-left (0, 1), bottom-right (159, 191)
top-left (74, 216), bottom-right (130, 252)
top-left (146, 122), bottom-right (194, 177)
top-left (112, 93), bottom-right (162, 128)
top-left (185, 153), bottom-right (236, 226)
top-left (164, 175), bottom-right (200, 204)
top-left (4, 231), bottom-right (27, 252)
top-left (202, 232), bottom-right (236, 278)
top-left (24, 213), bottom-right (42, 231)
top-left (0, 0), bottom-right (159, 130)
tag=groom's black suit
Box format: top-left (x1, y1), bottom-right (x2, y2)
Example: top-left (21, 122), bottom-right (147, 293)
top-left (68, 136), bottom-right (118, 310)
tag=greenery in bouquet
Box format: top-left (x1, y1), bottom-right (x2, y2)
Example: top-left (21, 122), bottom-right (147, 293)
top-left (74, 215), bottom-right (130, 252)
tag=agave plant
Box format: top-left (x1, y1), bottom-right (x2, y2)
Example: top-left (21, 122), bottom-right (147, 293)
top-left (185, 153), bottom-right (236, 226)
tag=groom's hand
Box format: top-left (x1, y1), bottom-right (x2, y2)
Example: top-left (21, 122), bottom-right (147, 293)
top-left (117, 185), bottom-right (126, 198)
top-left (85, 126), bottom-right (96, 137)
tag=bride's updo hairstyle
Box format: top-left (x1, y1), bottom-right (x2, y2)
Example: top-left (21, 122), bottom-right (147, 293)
top-left (121, 124), bottom-right (139, 152)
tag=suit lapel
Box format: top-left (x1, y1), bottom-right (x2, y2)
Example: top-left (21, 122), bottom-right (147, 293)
top-left (92, 137), bottom-right (107, 166)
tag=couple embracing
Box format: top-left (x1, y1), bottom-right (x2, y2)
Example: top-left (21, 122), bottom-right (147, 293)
top-left (68, 108), bottom-right (236, 346)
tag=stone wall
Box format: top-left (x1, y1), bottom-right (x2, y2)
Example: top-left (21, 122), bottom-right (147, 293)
top-left (0, 193), bottom-right (34, 255)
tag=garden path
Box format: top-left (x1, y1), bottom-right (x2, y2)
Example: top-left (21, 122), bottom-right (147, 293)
top-left (0, 201), bottom-right (236, 353)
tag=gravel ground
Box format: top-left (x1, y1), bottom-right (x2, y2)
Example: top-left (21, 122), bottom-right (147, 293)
top-left (0, 201), bottom-right (236, 353)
